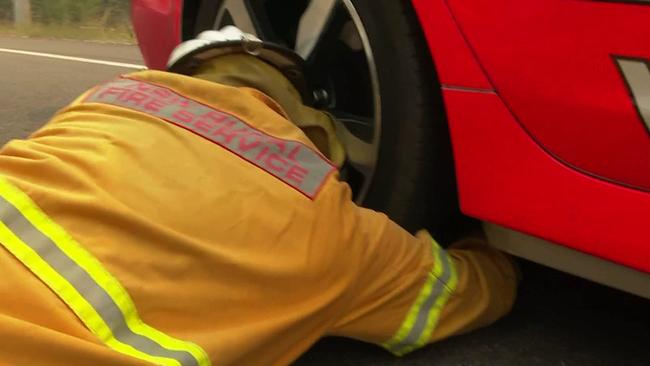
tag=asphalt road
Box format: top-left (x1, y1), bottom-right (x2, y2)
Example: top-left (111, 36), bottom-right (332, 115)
top-left (1, 37), bottom-right (648, 366)
top-left (0, 37), bottom-right (143, 143)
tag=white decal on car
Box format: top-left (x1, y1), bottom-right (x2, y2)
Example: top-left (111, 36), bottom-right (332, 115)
top-left (615, 57), bottom-right (650, 134)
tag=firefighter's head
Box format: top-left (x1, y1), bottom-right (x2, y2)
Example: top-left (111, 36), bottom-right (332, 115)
top-left (169, 27), bottom-right (345, 167)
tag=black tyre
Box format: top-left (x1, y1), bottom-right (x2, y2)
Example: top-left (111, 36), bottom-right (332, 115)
top-left (184, 0), bottom-right (464, 241)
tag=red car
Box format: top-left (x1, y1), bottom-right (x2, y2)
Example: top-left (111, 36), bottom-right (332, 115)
top-left (132, 0), bottom-right (650, 299)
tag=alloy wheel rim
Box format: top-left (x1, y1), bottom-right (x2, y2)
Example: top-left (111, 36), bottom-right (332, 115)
top-left (212, 0), bottom-right (381, 202)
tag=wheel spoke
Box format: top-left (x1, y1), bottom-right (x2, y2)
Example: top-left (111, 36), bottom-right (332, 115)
top-left (214, 0), bottom-right (259, 36)
top-left (215, 0), bottom-right (280, 42)
top-left (295, 0), bottom-right (337, 58)
top-left (297, 1), bottom-right (349, 64)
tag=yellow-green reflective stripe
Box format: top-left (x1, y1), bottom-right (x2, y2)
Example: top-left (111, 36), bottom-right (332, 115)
top-left (0, 177), bottom-right (211, 366)
top-left (380, 243), bottom-right (443, 350)
top-left (381, 240), bottom-right (457, 356)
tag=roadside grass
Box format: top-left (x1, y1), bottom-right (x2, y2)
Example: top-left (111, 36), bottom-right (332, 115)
top-left (0, 22), bottom-right (135, 44)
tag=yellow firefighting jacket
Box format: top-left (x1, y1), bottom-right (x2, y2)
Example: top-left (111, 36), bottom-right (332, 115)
top-left (0, 70), bottom-right (516, 366)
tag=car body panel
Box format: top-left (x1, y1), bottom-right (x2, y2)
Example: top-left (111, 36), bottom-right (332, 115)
top-left (131, 0), bottom-right (182, 70)
top-left (444, 87), bottom-right (650, 274)
top-left (132, 0), bottom-right (650, 274)
top-left (412, 0), bottom-right (650, 274)
top-left (444, 0), bottom-right (650, 192)
top-left (410, 0), bottom-right (492, 89)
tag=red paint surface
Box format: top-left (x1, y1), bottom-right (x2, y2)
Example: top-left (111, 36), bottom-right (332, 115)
top-left (133, 0), bottom-right (650, 270)
top-left (410, 0), bottom-right (492, 89)
top-left (445, 0), bottom-right (650, 191)
top-left (444, 88), bottom-right (650, 274)
top-left (131, 0), bottom-right (183, 70)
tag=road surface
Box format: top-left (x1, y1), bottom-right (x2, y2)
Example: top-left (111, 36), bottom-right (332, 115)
top-left (0, 36), bottom-right (648, 366)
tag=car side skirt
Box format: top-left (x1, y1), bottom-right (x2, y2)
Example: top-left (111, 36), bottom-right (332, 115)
top-left (485, 223), bottom-right (650, 300)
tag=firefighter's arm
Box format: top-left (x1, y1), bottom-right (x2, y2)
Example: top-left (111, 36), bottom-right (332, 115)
top-left (329, 204), bottom-right (518, 356)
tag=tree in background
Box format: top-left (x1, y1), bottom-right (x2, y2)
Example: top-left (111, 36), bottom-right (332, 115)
top-left (3, 0), bottom-right (32, 26)
top-left (13, 0), bottom-right (30, 25)
top-left (1, 0), bottom-right (131, 26)
top-left (29, 0), bottom-right (129, 26)
top-left (99, 0), bottom-right (130, 27)
top-left (0, 0), bottom-right (13, 22)
top-left (0, 0), bottom-right (132, 41)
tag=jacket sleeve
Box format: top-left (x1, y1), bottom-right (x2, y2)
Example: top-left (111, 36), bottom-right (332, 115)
top-left (328, 203), bottom-right (518, 356)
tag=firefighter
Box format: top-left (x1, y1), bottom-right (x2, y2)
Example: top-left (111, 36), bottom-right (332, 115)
top-left (0, 27), bottom-right (518, 365)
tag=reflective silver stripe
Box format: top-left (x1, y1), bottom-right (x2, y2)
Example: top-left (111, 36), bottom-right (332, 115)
top-left (0, 195), bottom-right (199, 366)
top-left (390, 245), bottom-right (454, 354)
top-left (83, 77), bottom-right (335, 199)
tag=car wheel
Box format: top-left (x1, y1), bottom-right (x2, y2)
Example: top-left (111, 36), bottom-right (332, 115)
top-left (187, 0), bottom-right (463, 239)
